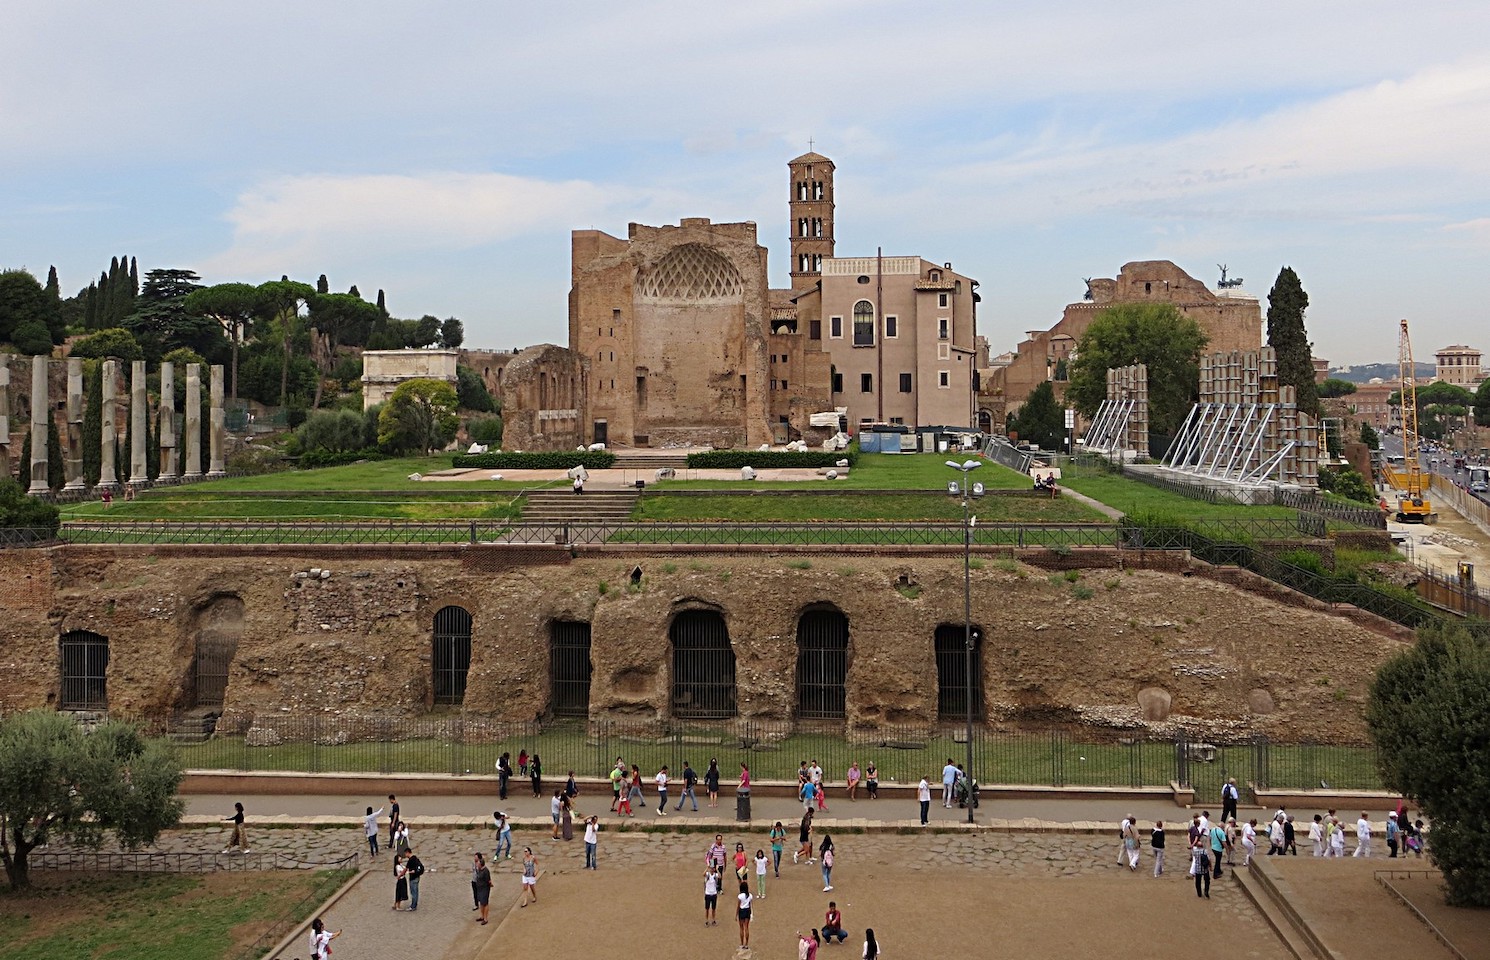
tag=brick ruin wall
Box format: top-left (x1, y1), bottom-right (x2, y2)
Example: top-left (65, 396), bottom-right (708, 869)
top-left (0, 547), bottom-right (1410, 743)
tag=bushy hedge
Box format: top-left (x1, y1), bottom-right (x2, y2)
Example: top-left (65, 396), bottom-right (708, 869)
top-left (452, 451), bottom-right (617, 470)
top-left (297, 449), bottom-right (389, 469)
top-left (685, 450), bottom-right (858, 469)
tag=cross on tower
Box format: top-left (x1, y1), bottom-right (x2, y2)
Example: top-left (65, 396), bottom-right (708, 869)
top-left (808, 137), bottom-right (815, 152)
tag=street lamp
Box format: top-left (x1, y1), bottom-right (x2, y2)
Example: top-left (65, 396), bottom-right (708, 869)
top-left (946, 458), bottom-right (981, 824)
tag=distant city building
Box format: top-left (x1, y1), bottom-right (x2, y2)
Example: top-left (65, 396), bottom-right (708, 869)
top-left (1313, 358), bottom-right (1330, 384)
top-left (1434, 344), bottom-right (1484, 388)
top-left (1350, 379), bottom-right (1399, 431)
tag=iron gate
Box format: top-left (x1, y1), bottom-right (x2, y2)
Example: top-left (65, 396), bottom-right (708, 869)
top-left (432, 606), bottom-right (473, 705)
top-left (60, 630), bottom-right (109, 710)
top-left (549, 620), bottom-right (593, 718)
top-left (934, 624), bottom-right (984, 721)
top-left (191, 606), bottom-right (242, 708)
top-left (796, 607), bottom-right (849, 719)
top-left (671, 610), bottom-right (736, 719)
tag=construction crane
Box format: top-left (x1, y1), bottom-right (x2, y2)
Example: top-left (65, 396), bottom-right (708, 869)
top-left (1383, 318), bottom-right (1437, 523)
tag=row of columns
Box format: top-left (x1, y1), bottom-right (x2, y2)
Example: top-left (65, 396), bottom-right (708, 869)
top-left (0, 355), bottom-right (227, 497)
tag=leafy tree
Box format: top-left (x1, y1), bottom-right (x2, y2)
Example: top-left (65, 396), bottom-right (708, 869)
top-left (307, 293), bottom-right (380, 407)
top-left (378, 378), bottom-right (459, 454)
top-left (467, 414), bottom-right (504, 448)
top-left (0, 269), bottom-right (51, 346)
top-left (254, 280), bottom-right (315, 406)
top-left (1065, 302), bottom-right (1208, 447)
top-left (1318, 378), bottom-right (1357, 399)
top-left (316, 274), bottom-right (330, 295)
top-left (440, 316), bottom-right (465, 349)
top-left (70, 327), bottom-right (144, 361)
top-left (347, 284), bottom-right (360, 299)
top-left (0, 711), bottom-right (184, 889)
top-left (10, 321), bottom-right (53, 355)
top-left (1415, 381), bottom-right (1475, 409)
top-left (42, 266), bottom-right (64, 343)
top-left (1011, 381), bottom-right (1065, 451)
top-left (1367, 625), bottom-right (1490, 906)
top-left (1266, 266), bottom-right (1319, 418)
top-left (456, 365), bottom-right (494, 412)
top-left (1359, 421), bottom-right (1380, 450)
top-left (0, 476), bottom-right (60, 535)
top-left (1317, 464), bottom-right (1373, 504)
top-left (294, 408), bottom-right (367, 455)
top-left (184, 283), bottom-right (258, 400)
top-left (413, 315), bottom-right (441, 348)
top-left (123, 268), bottom-right (210, 361)
top-left (1476, 379), bottom-right (1490, 425)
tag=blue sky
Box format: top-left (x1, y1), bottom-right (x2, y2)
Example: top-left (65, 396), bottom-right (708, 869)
top-left (3, 0), bottom-right (1487, 365)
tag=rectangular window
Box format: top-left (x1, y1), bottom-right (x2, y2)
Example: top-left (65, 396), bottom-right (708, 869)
top-left (938, 370), bottom-right (950, 388)
top-left (832, 372), bottom-right (843, 393)
top-left (612, 308), bottom-right (621, 321)
top-left (937, 343), bottom-right (951, 361)
top-left (938, 293), bottom-right (948, 308)
top-left (809, 320), bottom-right (821, 340)
top-left (853, 312), bottom-right (874, 347)
top-left (771, 379), bottom-right (778, 391)
top-left (885, 315), bottom-right (898, 338)
top-left (899, 373), bottom-right (912, 393)
top-left (830, 316), bottom-right (843, 338)
top-left (781, 379), bottom-right (788, 390)
top-left (938, 318), bottom-right (949, 340)
top-left (889, 417), bottom-right (904, 425)
top-left (861, 373), bottom-right (873, 393)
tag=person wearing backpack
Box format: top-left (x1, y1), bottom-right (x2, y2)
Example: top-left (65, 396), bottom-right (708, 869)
top-left (1220, 778), bottom-right (1239, 824)
top-left (676, 760), bottom-right (700, 812)
top-left (1209, 821), bottom-right (1228, 878)
top-left (405, 848), bottom-right (425, 911)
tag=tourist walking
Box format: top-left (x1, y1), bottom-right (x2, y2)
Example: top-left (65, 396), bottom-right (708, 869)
top-left (801, 775), bottom-right (817, 813)
top-left (519, 847), bottom-right (539, 907)
top-left (629, 764), bottom-right (646, 809)
top-left (1387, 812), bottom-right (1400, 857)
top-left (560, 792), bottom-right (575, 840)
top-left (1354, 812), bottom-right (1373, 857)
top-left (1151, 821), bottom-right (1166, 877)
top-left (1329, 816), bottom-right (1346, 857)
top-left (530, 753), bottom-right (543, 797)
top-left (917, 776), bottom-right (931, 825)
top-left (1209, 819), bottom-right (1227, 878)
top-left (392, 852), bottom-right (409, 910)
top-left (495, 810), bottom-right (513, 860)
top-left (1284, 815), bottom-right (1298, 855)
top-left (754, 848), bottom-right (768, 898)
top-left (584, 815), bottom-right (599, 869)
top-left (474, 852), bottom-right (493, 923)
top-left (795, 809), bottom-right (815, 863)
top-left (364, 805), bottom-right (384, 858)
top-left (388, 794), bottom-right (401, 850)
top-left (405, 848), bottom-right (424, 911)
top-left (820, 835), bottom-right (835, 891)
top-left (221, 802), bottom-right (249, 854)
top-left (1267, 816), bottom-right (1284, 856)
top-left (865, 761), bottom-right (878, 799)
top-left (308, 918), bottom-right (341, 959)
top-left (550, 791), bottom-right (564, 840)
top-left (655, 765), bottom-right (670, 815)
top-left (708, 834), bottom-right (727, 872)
top-left (610, 758), bottom-right (625, 811)
top-left (1241, 819), bottom-right (1258, 866)
top-left (518, 749), bottom-right (529, 777)
top-left (846, 761), bottom-right (861, 801)
top-left (1220, 777), bottom-right (1239, 824)
top-left (704, 866), bottom-right (721, 925)
top-left (497, 752), bottom-right (512, 800)
top-left (941, 758), bottom-right (959, 807)
top-left (811, 760), bottom-right (827, 812)
top-left (770, 821), bottom-right (786, 877)
top-left (1309, 815), bottom-right (1324, 857)
top-left (1122, 815), bottom-right (1140, 871)
top-left (704, 758), bottom-right (721, 807)
top-left (470, 852), bottom-right (483, 910)
top-left (736, 881), bottom-right (753, 950)
top-left (677, 760), bottom-right (700, 811)
top-left (393, 820), bottom-right (411, 858)
top-left (863, 928), bottom-right (880, 960)
top-left (1189, 836), bottom-right (1211, 899)
top-left (823, 902), bottom-right (848, 944)
top-left (733, 841), bottom-right (749, 882)
top-left (565, 770), bottom-right (579, 799)
top-left (1117, 815), bottom-right (1133, 865)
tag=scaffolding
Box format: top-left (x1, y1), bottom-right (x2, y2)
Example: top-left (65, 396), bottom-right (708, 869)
top-left (1083, 364), bottom-right (1149, 460)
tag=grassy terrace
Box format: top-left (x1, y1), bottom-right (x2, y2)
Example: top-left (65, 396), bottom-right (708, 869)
top-left (1058, 472), bottom-right (1299, 520)
top-left (633, 492), bottom-right (1103, 523)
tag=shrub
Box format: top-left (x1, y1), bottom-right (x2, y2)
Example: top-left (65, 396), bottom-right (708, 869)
top-left (456, 366), bottom-right (495, 413)
top-left (295, 408), bottom-right (366, 456)
top-left (70, 327), bottom-right (144, 361)
top-left (467, 415), bottom-right (504, 448)
top-left (684, 450), bottom-right (858, 469)
top-left (1277, 548), bottom-right (1330, 577)
top-left (296, 449), bottom-right (387, 469)
top-left (0, 477), bottom-right (61, 537)
top-left (453, 451), bottom-right (616, 470)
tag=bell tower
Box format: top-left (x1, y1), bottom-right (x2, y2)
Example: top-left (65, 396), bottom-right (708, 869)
top-left (788, 150), bottom-right (835, 292)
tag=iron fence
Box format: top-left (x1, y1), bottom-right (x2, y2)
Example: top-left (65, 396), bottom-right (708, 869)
top-left (1272, 488), bottom-right (1388, 530)
top-left (159, 715), bottom-right (1381, 793)
top-left (30, 850), bottom-right (359, 874)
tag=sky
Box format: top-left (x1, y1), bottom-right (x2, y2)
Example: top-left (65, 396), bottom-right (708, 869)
top-left (2, 0), bottom-right (1487, 366)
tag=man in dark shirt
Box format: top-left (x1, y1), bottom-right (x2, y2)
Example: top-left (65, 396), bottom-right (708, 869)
top-left (222, 802), bottom-right (247, 854)
top-left (1151, 821), bottom-right (1166, 877)
top-left (405, 848), bottom-right (425, 911)
top-left (388, 794), bottom-right (401, 849)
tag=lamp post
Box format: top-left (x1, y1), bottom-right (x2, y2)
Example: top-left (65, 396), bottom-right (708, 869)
top-left (946, 458), bottom-right (981, 824)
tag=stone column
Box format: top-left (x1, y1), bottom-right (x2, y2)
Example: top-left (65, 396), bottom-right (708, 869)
top-left (63, 358), bottom-right (86, 491)
top-left (158, 362), bottom-right (177, 481)
top-left (27, 355), bottom-right (49, 495)
top-left (208, 365), bottom-right (226, 477)
top-left (0, 355), bottom-right (10, 481)
top-left (184, 364), bottom-right (202, 479)
top-left (99, 360), bottom-right (118, 490)
top-left (129, 360), bottom-right (149, 486)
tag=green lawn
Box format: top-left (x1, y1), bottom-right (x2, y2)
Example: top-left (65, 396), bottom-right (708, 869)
top-left (658, 453), bottom-right (1032, 490)
top-left (0, 869), bottom-right (348, 960)
top-left (632, 492), bottom-right (1104, 523)
top-left (1059, 473), bottom-right (1299, 520)
top-left (64, 492), bottom-right (526, 522)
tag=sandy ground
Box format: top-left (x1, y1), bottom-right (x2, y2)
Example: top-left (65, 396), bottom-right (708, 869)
top-left (1387, 875), bottom-right (1490, 960)
top-left (1391, 505), bottom-right (1490, 575)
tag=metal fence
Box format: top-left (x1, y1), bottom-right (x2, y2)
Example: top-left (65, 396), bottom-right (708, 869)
top-left (160, 715), bottom-right (1381, 794)
top-left (30, 850), bottom-right (359, 874)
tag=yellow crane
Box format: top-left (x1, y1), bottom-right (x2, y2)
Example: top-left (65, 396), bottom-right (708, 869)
top-left (1382, 318), bottom-right (1437, 523)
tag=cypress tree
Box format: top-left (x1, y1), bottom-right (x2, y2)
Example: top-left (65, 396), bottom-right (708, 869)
top-left (129, 256), bottom-right (139, 296)
top-left (347, 284), bottom-right (360, 299)
top-left (82, 363), bottom-right (102, 486)
top-left (18, 430), bottom-right (29, 488)
top-left (376, 289), bottom-right (387, 317)
top-left (1266, 266), bottom-right (1319, 418)
top-left (47, 419), bottom-right (64, 491)
top-left (317, 274), bottom-right (329, 295)
top-left (83, 281), bottom-right (99, 330)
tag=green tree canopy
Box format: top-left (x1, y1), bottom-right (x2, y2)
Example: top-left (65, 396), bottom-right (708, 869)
top-left (1359, 421), bottom-right (1380, 450)
top-left (185, 283), bottom-right (259, 400)
top-left (1317, 378), bottom-right (1357, 398)
top-left (1367, 625), bottom-right (1490, 906)
top-left (456, 365), bottom-right (495, 412)
top-left (1011, 381), bottom-right (1065, 451)
top-left (123, 268), bottom-right (211, 361)
top-left (0, 269), bottom-right (52, 347)
top-left (378, 378), bottom-right (459, 454)
top-left (294, 408), bottom-right (367, 455)
top-left (1266, 266), bottom-right (1319, 417)
top-left (0, 711), bottom-right (184, 889)
top-left (70, 327), bottom-right (144, 361)
top-left (0, 477), bottom-right (61, 536)
top-left (1065, 302), bottom-right (1208, 443)
top-left (1476, 379), bottom-right (1490, 424)
top-left (440, 316), bottom-right (465, 349)
top-left (10, 321), bottom-right (53, 355)
top-left (254, 280), bottom-right (315, 406)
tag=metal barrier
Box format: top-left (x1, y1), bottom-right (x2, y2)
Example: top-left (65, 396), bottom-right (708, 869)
top-left (31, 849), bottom-right (359, 873)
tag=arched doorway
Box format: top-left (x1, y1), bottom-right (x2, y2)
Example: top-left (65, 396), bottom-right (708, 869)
top-left (187, 595), bottom-right (244, 709)
top-left (670, 610), bottom-right (736, 719)
top-left (549, 620), bottom-right (593, 718)
top-left (60, 630), bottom-right (110, 710)
top-left (795, 606), bottom-right (849, 719)
top-left (934, 624), bottom-right (984, 721)
top-left (432, 606), bottom-right (473, 705)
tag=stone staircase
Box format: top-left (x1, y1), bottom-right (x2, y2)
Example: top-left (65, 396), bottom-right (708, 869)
top-left (521, 488), bottom-right (639, 524)
top-left (1230, 858), bottom-right (1331, 960)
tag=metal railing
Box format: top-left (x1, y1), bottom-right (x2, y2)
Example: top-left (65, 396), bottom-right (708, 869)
top-left (158, 714), bottom-right (1381, 794)
top-left (30, 849), bottom-right (358, 873)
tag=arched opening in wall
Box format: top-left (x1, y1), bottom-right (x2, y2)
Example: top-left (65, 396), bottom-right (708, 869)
top-left (432, 606), bottom-right (473, 705)
top-left (795, 606), bottom-right (849, 720)
top-left (977, 409), bottom-right (993, 433)
top-left (60, 629), bottom-right (109, 710)
top-left (186, 595), bottom-right (244, 709)
top-left (934, 623), bottom-right (984, 722)
top-left (549, 620), bottom-right (593, 718)
top-left (670, 609), bottom-right (736, 719)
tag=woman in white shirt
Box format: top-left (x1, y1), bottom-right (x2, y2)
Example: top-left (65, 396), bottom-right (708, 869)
top-left (736, 881), bottom-right (753, 950)
top-left (862, 927), bottom-right (881, 959)
top-left (308, 917), bottom-right (340, 959)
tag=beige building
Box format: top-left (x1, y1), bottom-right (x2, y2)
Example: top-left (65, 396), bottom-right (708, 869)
top-left (1435, 344), bottom-right (1484, 388)
top-left (361, 349), bottom-right (459, 409)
